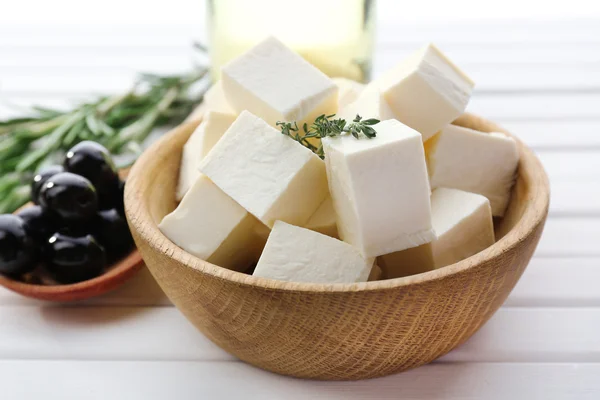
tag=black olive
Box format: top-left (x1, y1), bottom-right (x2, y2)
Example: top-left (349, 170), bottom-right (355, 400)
top-left (0, 215), bottom-right (39, 276)
top-left (114, 180), bottom-right (126, 216)
top-left (55, 224), bottom-right (91, 238)
top-left (45, 233), bottom-right (106, 283)
top-left (31, 165), bottom-right (64, 205)
top-left (63, 141), bottom-right (119, 209)
top-left (16, 205), bottom-right (57, 243)
top-left (94, 208), bottom-right (134, 261)
top-left (39, 172), bottom-right (98, 223)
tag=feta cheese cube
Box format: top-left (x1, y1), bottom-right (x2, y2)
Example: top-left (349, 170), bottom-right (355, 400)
top-left (305, 197), bottom-right (338, 238)
top-left (379, 188), bottom-right (495, 278)
top-left (176, 111), bottom-right (236, 200)
top-left (199, 110), bottom-right (329, 228)
top-left (427, 124), bottom-right (519, 216)
top-left (253, 221), bottom-right (375, 284)
top-left (221, 37), bottom-right (338, 127)
top-left (322, 119), bottom-right (436, 258)
top-left (204, 81), bottom-right (237, 115)
top-left (339, 85), bottom-right (395, 122)
top-left (372, 43), bottom-right (474, 141)
top-left (159, 175), bottom-right (269, 272)
top-left (332, 77), bottom-right (365, 108)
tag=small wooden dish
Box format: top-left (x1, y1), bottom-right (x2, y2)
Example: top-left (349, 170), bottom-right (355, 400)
top-left (0, 243), bottom-right (143, 302)
top-left (0, 170), bottom-right (144, 302)
top-left (125, 114), bottom-right (550, 380)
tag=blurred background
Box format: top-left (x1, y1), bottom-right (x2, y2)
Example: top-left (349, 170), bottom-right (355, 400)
top-left (2, 0), bottom-right (598, 147)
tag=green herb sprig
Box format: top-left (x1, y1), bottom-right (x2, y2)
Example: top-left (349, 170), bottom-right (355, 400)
top-left (0, 47), bottom-right (209, 214)
top-left (277, 114), bottom-right (380, 159)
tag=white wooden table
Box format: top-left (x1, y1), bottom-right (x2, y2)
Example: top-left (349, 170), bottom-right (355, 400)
top-left (1, 2), bottom-right (600, 398)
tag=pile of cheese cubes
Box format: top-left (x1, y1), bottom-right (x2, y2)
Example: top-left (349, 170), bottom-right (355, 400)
top-left (159, 37), bottom-right (520, 284)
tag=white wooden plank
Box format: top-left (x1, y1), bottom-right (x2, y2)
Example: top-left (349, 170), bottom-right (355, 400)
top-left (0, 19), bottom-right (599, 46)
top-left (0, 304), bottom-right (599, 362)
top-left (0, 97), bottom-right (90, 120)
top-left (441, 308), bottom-right (600, 362)
top-left (502, 120), bottom-right (600, 149)
top-left (0, 306), bottom-right (233, 361)
top-left (537, 151), bottom-right (600, 183)
top-left (466, 93), bottom-right (600, 121)
top-left (549, 181), bottom-right (600, 216)
top-left (3, 43), bottom-right (599, 70)
top-left (506, 257), bottom-right (600, 307)
top-left (0, 73), bottom-right (139, 97)
top-left (0, 47), bottom-right (194, 71)
top-left (1, 64), bottom-right (598, 95)
top-left (376, 19), bottom-right (600, 44)
top-left (537, 218), bottom-right (599, 257)
top-left (373, 62), bottom-right (600, 92)
top-left (377, 43), bottom-right (600, 66)
top-left (0, 1), bottom-right (207, 28)
top-left (2, 360), bottom-right (600, 400)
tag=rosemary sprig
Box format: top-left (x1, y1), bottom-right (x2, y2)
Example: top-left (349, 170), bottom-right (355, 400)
top-left (277, 114), bottom-right (380, 159)
top-left (0, 46), bottom-right (209, 214)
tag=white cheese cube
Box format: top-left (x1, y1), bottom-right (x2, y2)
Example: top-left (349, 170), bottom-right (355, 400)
top-left (204, 81), bottom-right (237, 115)
top-left (253, 221), bottom-right (375, 284)
top-left (372, 43), bottom-right (474, 141)
top-left (221, 37), bottom-right (338, 127)
top-left (379, 188), bottom-right (495, 278)
top-left (339, 85), bottom-right (394, 122)
top-left (176, 111), bottom-right (236, 201)
top-left (159, 175), bottom-right (269, 272)
top-left (427, 124), bottom-right (519, 216)
top-left (332, 77), bottom-right (365, 108)
top-left (199, 110), bottom-right (329, 228)
top-left (322, 119), bottom-right (436, 258)
top-left (305, 197), bottom-right (338, 238)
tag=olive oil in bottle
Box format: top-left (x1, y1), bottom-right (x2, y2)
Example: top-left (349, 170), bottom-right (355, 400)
top-left (207, 0), bottom-right (376, 82)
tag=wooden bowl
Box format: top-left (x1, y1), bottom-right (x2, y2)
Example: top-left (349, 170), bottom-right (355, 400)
top-left (125, 114), bottom-right (550, 380)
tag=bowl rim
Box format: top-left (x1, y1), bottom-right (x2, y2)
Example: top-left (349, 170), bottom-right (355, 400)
top-left (125, 113), bottom-right (550, 294)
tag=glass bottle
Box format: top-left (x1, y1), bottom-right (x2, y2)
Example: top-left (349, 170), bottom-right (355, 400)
top-left (207, 0), bottom-right (376, 82)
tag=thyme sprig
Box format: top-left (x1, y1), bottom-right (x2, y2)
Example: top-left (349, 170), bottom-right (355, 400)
top-left (277, 114), bottom-right (380, 158)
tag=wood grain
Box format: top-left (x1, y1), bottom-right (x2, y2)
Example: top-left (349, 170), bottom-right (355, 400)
top-left (124, 114), bottom-right (550, 380)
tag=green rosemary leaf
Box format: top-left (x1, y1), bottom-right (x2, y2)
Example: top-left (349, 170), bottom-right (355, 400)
top-left (85, 113), bottom-right (102, 136)
top-left (193, 42), bottom-right (208, 52)
top-left (15, 111), bottom-right (84, 172)
top-left (361, 118), bottom-right (380, 125)
top-left (62, 119), bottom-right (86, 147)
top-left (0, 44), bottom-right (209, 212)
top-left (0, 185), bottom-right (30, 214)
top-left (0, 137), bottom-right (30, 162)
top-left (0, 117), bottom-right (38, 127)
top-left (31, 106), bottom-right (65, 118)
